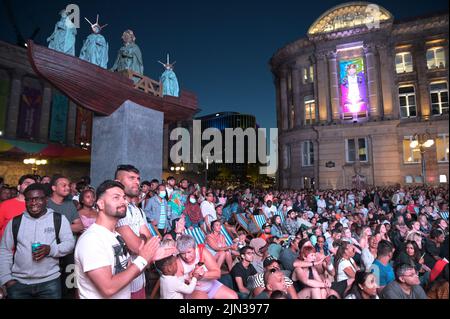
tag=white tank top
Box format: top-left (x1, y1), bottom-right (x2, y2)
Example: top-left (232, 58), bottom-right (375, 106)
top-left (180, 247), bottom-right (214, 291)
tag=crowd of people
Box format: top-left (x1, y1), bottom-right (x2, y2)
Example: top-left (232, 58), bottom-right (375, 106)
top-left (0, 169), bottom-right (448, 299)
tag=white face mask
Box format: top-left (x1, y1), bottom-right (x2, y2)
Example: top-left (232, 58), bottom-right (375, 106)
top-left (189, 198), bottom-right (196, 204)
top-left (159, 191), bottom-right (167, 198)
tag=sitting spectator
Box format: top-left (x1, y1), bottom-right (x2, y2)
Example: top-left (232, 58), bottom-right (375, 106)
top-left (259, 223), bottom-right (273, 241)
top-left (230, 246), bottom-right (257, 299)
top-left (248, 256), bottom-right (297, 299)
top-left (254, 270), bottom-right (289, 299)
top-left (370, 240), bottom-right (395, 292)
top-left (380, 263), bottom-right (428, 299)
top-left (315, 235), bottom-right (330, 256)
top-left (279, 236), bottom-right (300, 274)
top-left (266, 236), bottom-right (283, 259)
top-left (156, 255), bottom-right (199, 299)
top-left (361, 235), bottom-right (378, 271)
top-left (395, 240), bottom-right (431, 285)
top-left (205, 220), bottom-right (236, 272)
top-left (334, 241), bottom-right (359, 283)
top-left (270, 290), bottom-right (289, 299)
top-left (183, 194), bottom-right (204, 231)
top-left (294, 246), bottom-right (340, 299)
top-left (270, 215), bottom-right (287, 238)
top-left (345, 271), bottom-right (379, 299)
top-left (285, 210), bottom-right (299, 236)
top-left (77, 188), bottom-right (97, 230)
top-left (233, 231), bottom-right (248, 250)
top-left (249, 237), bottom-right (267, 273)
top-left (424, 228), bottom-right (445, 270)
top-left (426, 261), bottom-right (448, 299)
top-left (175, 234), bottom-right (237, 299)
top-left (0, 183), bottom-right (75, 299)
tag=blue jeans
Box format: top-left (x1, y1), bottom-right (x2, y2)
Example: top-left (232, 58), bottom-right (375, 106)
top-left (7, 277), bottom-right (61, 299)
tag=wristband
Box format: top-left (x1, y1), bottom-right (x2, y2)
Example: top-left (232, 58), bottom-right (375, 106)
top-left (132, 256), bottom-right (148, 272)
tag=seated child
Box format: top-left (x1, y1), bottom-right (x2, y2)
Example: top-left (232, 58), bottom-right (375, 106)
top-left (156, 255), bottom-right (200, 299)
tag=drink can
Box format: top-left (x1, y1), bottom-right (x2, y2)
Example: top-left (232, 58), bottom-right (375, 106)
top-left (31, 242), bottom-right (41, 253)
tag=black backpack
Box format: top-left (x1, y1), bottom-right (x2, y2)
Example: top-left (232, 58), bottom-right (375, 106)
top-left (11, 212), bottom-right (62, 263)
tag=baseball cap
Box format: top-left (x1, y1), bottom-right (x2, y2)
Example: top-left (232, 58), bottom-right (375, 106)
top-left (262, 223), bottom-right (271, 229)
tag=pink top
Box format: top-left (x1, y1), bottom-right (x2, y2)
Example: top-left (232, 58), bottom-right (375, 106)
top-left (80, 214), bottom-right (96, 229)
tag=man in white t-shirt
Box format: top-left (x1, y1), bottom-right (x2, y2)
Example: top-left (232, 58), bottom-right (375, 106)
top-left (262, 200), bottom-right (277, 220)
top-left (75, 180), bottom-right (164, 299)
top-left (200, 192), bottom-right (217, 232)
top-left (115, 165), bottom-right (152, 299)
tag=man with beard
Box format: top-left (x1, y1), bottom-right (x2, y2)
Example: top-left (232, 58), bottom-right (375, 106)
top-left (75, 180), bottom-right (167, 299)
top-left (114, 165), bottom-right (152, 299)
top-left (0, 183), bottom-right (75, 299)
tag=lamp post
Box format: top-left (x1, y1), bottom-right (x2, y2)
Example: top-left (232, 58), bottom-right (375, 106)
top-left (170, 163), bottom-right (185, 175)
top-left (23, 158), bottom-right (48, 175)
top-left (410, 132), bottom-right (434, 185)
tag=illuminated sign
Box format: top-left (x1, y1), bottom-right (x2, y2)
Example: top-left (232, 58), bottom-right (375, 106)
top-left (339, 57), bottom-right (368, 114)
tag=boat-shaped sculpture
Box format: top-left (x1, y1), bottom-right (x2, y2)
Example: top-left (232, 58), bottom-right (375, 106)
top-left (27, 40), bottom-right (198, 121)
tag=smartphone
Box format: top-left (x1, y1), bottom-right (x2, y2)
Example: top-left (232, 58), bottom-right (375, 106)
top-left (420, 253), bottom-right (426, 259)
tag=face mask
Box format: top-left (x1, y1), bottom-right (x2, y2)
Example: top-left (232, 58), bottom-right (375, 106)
top-left (159, 191), bottom-right (166, 198)
top-left (189, 198), bottom-right (196, 204)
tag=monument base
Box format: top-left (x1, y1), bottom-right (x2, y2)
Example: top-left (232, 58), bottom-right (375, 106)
top-left (90, 100), bottom-right (163, 188)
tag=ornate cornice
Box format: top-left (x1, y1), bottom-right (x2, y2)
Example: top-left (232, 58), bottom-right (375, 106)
top-left (391, 14), bottom-right (449, 36)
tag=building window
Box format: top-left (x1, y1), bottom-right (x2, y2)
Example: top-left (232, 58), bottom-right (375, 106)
top-left (290, 104), bottom-right (295, 129)
top-left (302, 141), bottom-right (314, 167)
top-left (283, 145), bottom-right (291, 169)
top-left (430, 82), bottom-right (449, 116)
top-left (302, 66), bottom-right (314, 84)
top-left (440, 175), bottom-right (448, 183)
top-left (399, 86), bottom-right (417, 118)
top-left (304, 97), bottom-right (316, 125)
top-left (426, 47), bottom-right (446, 70)
top-left (346, 138), bottom-right (368, 163)
top-left (395, 52), bottom-right (413, 73)
top-left (436, 134), bottom-right (449, 163)
top-left (414, 176), bottom-right (423, 184)
top-left (403, 136), bottom-right (421, 163)
top-left (405, 176), bottom-right (413, 184)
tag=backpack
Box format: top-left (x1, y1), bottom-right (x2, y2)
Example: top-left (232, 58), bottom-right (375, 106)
top-left (11, 212), bottom-right (62, 263)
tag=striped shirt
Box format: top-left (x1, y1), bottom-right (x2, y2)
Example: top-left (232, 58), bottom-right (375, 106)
top-left (116, 204), bottom-right (147, 293)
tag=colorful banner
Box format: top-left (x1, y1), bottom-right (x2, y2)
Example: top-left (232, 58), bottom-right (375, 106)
top-left (339, 57), bottom-right (368, 114)
top-left (17, 87), bottom-right (42, 139)
top-left (75, 106), bottom-right (93, 145)
top-left (0, 79), bottom-right (10, 133)
top-left (49, 91), bottom-right (69, 142)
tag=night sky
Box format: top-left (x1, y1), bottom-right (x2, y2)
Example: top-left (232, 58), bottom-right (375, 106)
top-left (0, 0), bottom-right (448, 130)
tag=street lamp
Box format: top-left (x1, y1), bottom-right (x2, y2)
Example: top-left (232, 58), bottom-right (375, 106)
top-left (23, 158), bottom-right (48, 175)
top-left (410, 132), bottom-right (434, 184)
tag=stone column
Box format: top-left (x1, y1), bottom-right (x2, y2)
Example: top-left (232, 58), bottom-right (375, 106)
top-left (327, 50), bottom-right (340, 121)
top-left (5, 71), bottom-right (23, 137)
top-left (377, 44), bottom-right (397, 119)
top-left (91, 100), bottom-right (163, 188)
top-left (315, 52), bottom-right (329, 123)
top-left (66, 100), bottom-right (77, 146)
top-left (415, 43), bottom-right (431, 120)
top-left (364, 44), bottom-right (380, 119)
top-left (39, 84), bottom-right (52, 142)
top-left (291, 65), bottom-right (303, 127)
top-left (279, 69), bottom-right (289, 131)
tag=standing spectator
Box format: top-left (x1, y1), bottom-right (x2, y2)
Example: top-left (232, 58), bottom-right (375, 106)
top-left (0, 175), bottom-right (36, 240)
top-left (145, 184), bottom-right (171, 235)
top-left (230, 246), bottom-right (258, 298)
top-left (78, 188), bottom-right (97, 230)
top-left (380, 264), bottom-right (428, 299)
top-left (0, 183), bottom-right (75, 299)
top-left (115, 164), bottom-right (152, 299)
top-left (0, 187), bottom-right (11, 203)
top-left (370, 240), bottom-right (395, 291)
top-left (75, 180), bottom-right (164, 299)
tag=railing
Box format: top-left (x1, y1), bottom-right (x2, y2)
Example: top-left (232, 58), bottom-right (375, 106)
top-left (121, 70), bottom-right (163, 97)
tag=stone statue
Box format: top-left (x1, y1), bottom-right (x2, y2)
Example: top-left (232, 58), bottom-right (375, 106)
top-left (79, 15), bottom-right (109, 69)
top-left (111, 30), bottom-right (144, 75)
top-left (47, 9), bottom-right (77, 56)
top-left (158, 54), bottom-right (179, 97)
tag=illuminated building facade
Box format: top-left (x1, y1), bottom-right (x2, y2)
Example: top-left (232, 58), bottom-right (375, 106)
top-left (270, 2), bottom-right (449, 189)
